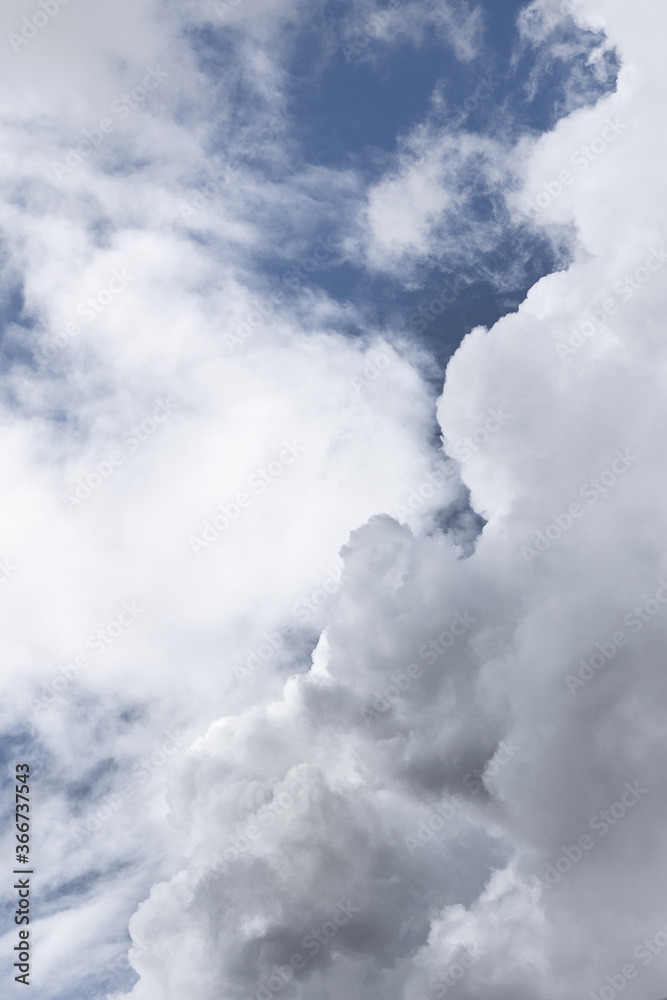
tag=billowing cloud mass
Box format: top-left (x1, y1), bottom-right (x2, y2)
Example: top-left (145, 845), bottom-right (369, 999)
top-left (0, 1), bottom-right (665, 999)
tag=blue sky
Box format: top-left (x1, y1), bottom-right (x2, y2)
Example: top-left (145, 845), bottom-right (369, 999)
top-left (179, 0), bottom-right (620, 368)
top-left (0, 1), bottom-right (619, 374)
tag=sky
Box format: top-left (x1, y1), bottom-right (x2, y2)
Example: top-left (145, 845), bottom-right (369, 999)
top-left (0, 1), bottom-right (666, 999)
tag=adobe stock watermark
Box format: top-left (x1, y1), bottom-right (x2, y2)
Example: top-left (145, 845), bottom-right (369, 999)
top-left (70, 730), bottom-right (188, 845)
top-left (444, 74), bottom-right (501, 129)
top-left (27, 601), bottom-right (145, 711)
top-left (612, 246), bottom-right (667, 303)
top-left (587, 927), bottom-right (667, 1000)
top-left (402, 792), bottom-right (467, 857)
top-left (361, 611), bottom-right (478, 729)
top-left (565, 579), bottom-right (667, 695)
top-left (179, 155), bottom-right (240, 221)
top-left (537, 780), bottom-right (648, 890)
top-left (8, 0), bottom-right (76, 55)
top-left (201, 770), bottom-right (313, 877)
top-left (361, 662), bottom-right (424, 726)
top-left (234, 568), bottom-right (342, 682)
top-left (62, 396), bottom-right (180, 512)
top-left (556, 246), bottom-right (667, 361)
top-left (189, 440), bottom-right (306, 555)
top-left (523, 117), bottom-right (630, 219)
top-left (51, 66), bottom-right (168, 181)
top-left (350, 349), bottom-right (393, 394)
top-left (392, 465), bottom-right (450, 521)
top-left (224, 236), bottom-right (336, 352)
top-left (179, 116), bottom-right (291, 222)
top-left (404, 740), bottom-right (521, 856)
top-left (417, 945), bottom-right (484, 999)
top-left (588, 962), bottom-right (640, 1000)
top-left (446, 406), bottom-right (511, 462)
top-left (556, 299), bottom-right (618, 362)
top-left (414, 611), bottom-right (478, 676)
top-left (243, 900), bottom-right (360, 1000)
top-left (24, 268), bottom-right (134, 382)
top-left (590, 918), bottom-right (667, 1000)
top-left (521, 449), bottom-right (638, 566)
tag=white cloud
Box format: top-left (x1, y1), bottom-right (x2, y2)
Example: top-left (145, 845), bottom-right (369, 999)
top-left (1, 1), bottom-right (665, 999)
top-left (0, 3), bottom-right (463, 995)
top-left (339, 0), bottom-right (484, 66)
top-left (357, 128), bottom-right (514, 280)
top-left (114, 3), bottom-right (667, 999)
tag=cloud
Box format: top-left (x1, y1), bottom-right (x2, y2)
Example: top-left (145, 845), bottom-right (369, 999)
top-left (338, 0), bottom-right (484, 66)
top-left (356, 128), bottom-right (516, 277)
top-left (516, 0), bottom-right (620, 121)
top-left (110, 3), bottom-right (667, 1000)
top-left (0, 6), bottom-right (466, 997)
top-left (0, 1), bottom-right (664, 998)
top-left (351, 0), bottom-right (619, 294)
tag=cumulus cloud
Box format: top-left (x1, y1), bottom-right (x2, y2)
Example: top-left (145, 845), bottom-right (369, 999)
top-left (0, 1), bottom-right (465, 994)
top-left (115, 4), bottom-right (667, 1000)
top-left (1, 1), bottom-right (664, 999)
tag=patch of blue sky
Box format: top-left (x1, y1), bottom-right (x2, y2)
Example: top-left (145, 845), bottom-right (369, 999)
top-left (0, 238), bottom-right (38, 375)
top-left (307, 8), bottom-right (614, 348)
top-left (0, 728), bottom-right (40, 766)
top-left (282, 0), bottom-right (619, 160)
top-left (126, 4), bottom-right (614, 378)
top-left (289, 31), bottom-right (462, 164)
top-left (191, 1), bottom-right (619, 364)
top-left (507, 18), bottom-right (620, 135)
